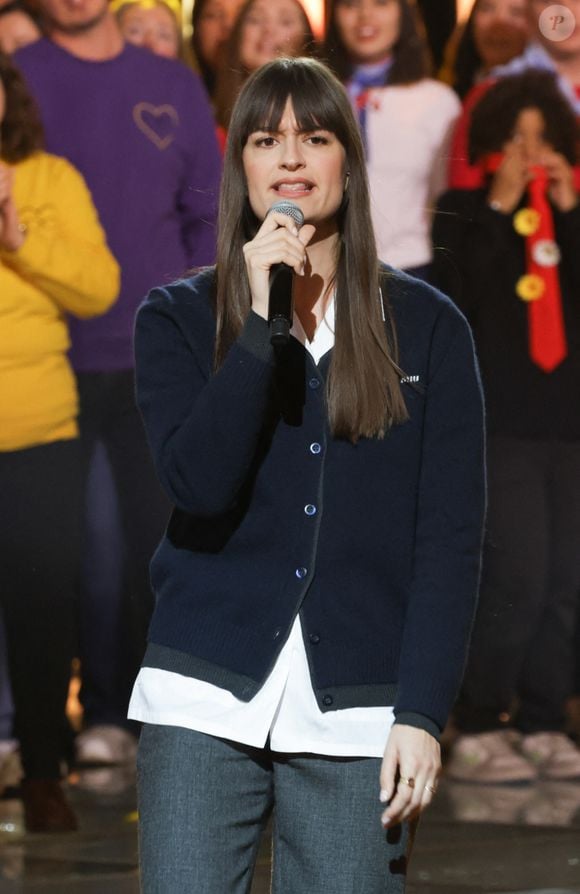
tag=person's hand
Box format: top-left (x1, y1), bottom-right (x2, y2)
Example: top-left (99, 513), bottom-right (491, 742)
top-left (542, 151), bottom-right (578, 213)
top-left (379, 724), bottom-right (441, 828)
top-left (487, 142), bottom-right (530, 214)
top-left (0, 163), bottom-right (25, 252)
top-left (242, 211), bottom-right (316, 320)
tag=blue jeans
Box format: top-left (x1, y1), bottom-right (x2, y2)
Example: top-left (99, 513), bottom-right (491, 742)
top-left (137, 724), bottom-right (412, 893)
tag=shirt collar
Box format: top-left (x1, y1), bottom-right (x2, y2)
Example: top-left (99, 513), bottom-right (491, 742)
top-left (290, 298), bottom-right (336, 365)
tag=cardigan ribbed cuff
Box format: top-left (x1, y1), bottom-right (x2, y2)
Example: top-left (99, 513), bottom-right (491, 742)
top-left (237, 311), bottom-right (275, 365)
top-left (393, 711), bottom-right (441, 741)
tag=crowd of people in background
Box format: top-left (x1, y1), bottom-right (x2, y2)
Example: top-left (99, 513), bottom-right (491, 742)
top-left (0, 0), bottom-right (579, 835)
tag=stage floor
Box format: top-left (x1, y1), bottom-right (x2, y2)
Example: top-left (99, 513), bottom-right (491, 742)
top-left (1, 770), bottom-right (580, 893)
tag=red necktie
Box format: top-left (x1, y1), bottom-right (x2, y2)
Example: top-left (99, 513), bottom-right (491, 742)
top-left (525, 167), bottom-right (567, 372)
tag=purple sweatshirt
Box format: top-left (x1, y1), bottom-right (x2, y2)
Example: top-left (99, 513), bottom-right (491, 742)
top-left (16, 39), bottom-right (222, 372)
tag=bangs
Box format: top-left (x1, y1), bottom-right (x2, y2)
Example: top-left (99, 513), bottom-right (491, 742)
top-left (231, 58), bottom-right (352, 148)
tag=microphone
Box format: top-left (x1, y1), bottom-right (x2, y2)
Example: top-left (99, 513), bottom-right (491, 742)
top-left (266, 200), bottom-right (305, 347)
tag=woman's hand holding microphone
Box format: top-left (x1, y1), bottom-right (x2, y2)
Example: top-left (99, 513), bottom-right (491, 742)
top-left (242, 209), bottom-right (315, 320)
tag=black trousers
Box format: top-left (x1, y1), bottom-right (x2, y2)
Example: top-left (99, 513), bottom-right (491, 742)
top-left (76, 371), bottom-right (169, 728)
top-left (455, 436), bottom-right (580, 734)
top-left (0, 440), bottom-right (82, 778)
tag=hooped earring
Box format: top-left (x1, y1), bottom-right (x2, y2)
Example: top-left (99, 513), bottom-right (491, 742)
top-left (344, 172), bottom-right (351, 193)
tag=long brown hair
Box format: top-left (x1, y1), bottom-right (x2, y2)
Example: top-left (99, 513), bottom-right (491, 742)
top-left (215, 57), bottom-right (408, 442)
top-left (191, 0), bottom-right (221, 97)
top-left (0, 51), bottom-right (43, 162)
top-left (323, 0), bottom-right (431, 86)
top-left (214, 0), bottom-right (317, 130)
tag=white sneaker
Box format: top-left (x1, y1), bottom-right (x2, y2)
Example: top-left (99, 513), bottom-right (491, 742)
top-left (520, 732), bottom-right (580, 781)
top-left (445, 730), bottom-right (538, 784)
top-left (75, 725), bottom-right (137, 767)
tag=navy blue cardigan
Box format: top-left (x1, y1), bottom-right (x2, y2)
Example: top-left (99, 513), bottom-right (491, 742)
top-left (135, 266), bottom-right (485, 739)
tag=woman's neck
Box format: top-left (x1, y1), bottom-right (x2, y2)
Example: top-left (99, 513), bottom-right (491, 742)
top-left (293, 230), bottom-right (339, 342)
top-left (352, 54), bottom-right (392, 73)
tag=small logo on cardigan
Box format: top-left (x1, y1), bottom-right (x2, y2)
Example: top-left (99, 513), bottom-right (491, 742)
top-left (400, 374), bottom-right (420, 384)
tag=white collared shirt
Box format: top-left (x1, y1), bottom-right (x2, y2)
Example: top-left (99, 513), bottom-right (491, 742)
top-left (363, 79), bottom-right (461, 269)
top-left (129, 300), bottom-right (394, 757)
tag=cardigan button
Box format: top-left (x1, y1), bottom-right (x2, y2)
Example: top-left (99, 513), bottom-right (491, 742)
top-left (322, 695), bottom-right (333, 706)
top-left (295, 567), bottom-right (308, 580)
top-left (304, 504), bottom-right (317, 516)
top-left (309, 633), bottom-right (320, 644)
top-left (310, 442), bottom-right (322, 455)
top-left (273, 627), bottom-right (282, 640)
top-left (308, 377), bottom-right (321, 390)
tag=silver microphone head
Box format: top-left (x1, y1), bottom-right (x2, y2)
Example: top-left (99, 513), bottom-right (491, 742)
top-left (267, 200), bottom-right (305, 229)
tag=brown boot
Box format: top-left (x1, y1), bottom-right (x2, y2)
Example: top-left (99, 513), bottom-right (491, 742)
top-left (21, 779), bottom-right (78, 833)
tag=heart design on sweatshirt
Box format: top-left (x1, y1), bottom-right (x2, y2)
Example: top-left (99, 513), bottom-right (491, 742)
top-left (133, 103), bottom-right (180, 150)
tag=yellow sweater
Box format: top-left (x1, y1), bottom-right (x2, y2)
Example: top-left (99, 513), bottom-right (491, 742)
top-left (0, 152), bottom-right (120, 451)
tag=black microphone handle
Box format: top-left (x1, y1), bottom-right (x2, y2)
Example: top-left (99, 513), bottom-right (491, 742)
top-left (268, 263), bottom-right (294, 347)
top-left (270, 316), bottom-right (291, 346)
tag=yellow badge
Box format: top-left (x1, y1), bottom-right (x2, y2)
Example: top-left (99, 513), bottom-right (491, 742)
top-left (516, 274), bottom-right (545, 302)
top-left (513, 208), bottom-right (541, 236)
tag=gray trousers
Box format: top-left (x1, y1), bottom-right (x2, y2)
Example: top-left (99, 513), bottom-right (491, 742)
top-left (137, 724), bottom-right (412, 894)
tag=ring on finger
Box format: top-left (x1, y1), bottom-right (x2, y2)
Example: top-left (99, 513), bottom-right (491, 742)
top-left (424, 783), bottom-right (437, 794)
top-left (398, 776), bottom-right (415, 789)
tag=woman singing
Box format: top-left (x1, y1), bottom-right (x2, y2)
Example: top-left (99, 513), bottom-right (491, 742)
top-left (130, 57), bottom-right (485, 893)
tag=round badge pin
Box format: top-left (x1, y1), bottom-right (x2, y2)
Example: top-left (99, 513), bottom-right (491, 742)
top-left (532, 239), bottom-right (561, 268)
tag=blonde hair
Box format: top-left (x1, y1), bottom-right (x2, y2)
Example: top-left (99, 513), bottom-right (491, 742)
top-left (110, 0), bottom-right (181, 24)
